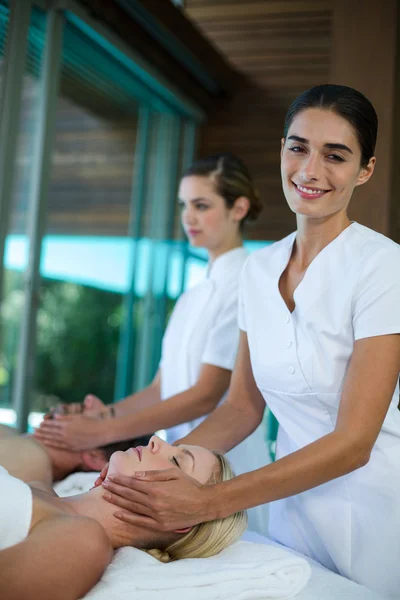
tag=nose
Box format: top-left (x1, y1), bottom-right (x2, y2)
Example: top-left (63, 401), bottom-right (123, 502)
top-left (181, 204), bottom-right (196, 227)
top-left (148, 435), bottom-right (170, 454)
top-left (300, 152), bottom-right (320, 182)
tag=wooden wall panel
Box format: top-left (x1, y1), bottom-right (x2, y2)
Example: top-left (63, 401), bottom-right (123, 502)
top-left (329, 0), bottom-right (397, 237)
top-left (186, 0), bottom-right (398, 241)
top-left (185, 0), bottom-right (333, 240)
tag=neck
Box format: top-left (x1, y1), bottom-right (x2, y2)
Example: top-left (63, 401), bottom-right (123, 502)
top-left (61, 486), bottom-right (163, 550)
top-left (294, 211), bottom-right (351, 269)
top-left (42, 444), bottom-right (82, 482)
top-left (208, 232), bottom-right (243, 264)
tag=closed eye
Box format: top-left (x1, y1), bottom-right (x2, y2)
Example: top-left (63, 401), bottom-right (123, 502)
top-left (172, 456), bottom-right (180, 468)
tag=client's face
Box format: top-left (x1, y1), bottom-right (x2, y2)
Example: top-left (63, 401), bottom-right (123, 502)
top-left (108, 436), bottom-right (218, 484)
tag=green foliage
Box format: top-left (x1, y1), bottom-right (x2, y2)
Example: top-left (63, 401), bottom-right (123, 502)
top-left (1, 270), bottom-right (123, 410)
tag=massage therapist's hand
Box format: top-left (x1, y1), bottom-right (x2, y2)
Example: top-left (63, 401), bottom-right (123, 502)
top-left (44, 394), bottom-right (107, 420)
top-left (101, 469), bottom-right (219, 532)
top-left (33, 413), bottom-right (107, 451)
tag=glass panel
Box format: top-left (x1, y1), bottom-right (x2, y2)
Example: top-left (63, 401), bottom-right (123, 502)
top-left (0, 2), bottom-right (9, 110)
top-left (0, 5), bottom-right (46, 427)
top-left (31, 18), bottom-right (140, 421)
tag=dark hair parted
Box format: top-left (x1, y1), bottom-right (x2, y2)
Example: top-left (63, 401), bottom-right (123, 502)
top-left (283, 84), bottom-right (378, 167)
top-left (182, 153), bottom-right (263, 223)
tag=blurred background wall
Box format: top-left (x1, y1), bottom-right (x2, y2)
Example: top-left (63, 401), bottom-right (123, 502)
top-left (0, 0), bottom-right (398, 434)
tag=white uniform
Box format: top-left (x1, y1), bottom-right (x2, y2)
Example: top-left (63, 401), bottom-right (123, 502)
top-left (161, 247), bottom-right (269, 534)
top-left (239, 222), bottom-right (400, 597)
top-left (0, 466), bottom-right (32, 550)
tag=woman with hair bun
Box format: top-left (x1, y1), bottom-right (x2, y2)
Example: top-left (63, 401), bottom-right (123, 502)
top-left (36, 153), bottom-right (269, 534)
top-left (101, 85), bottom-right (400, 598)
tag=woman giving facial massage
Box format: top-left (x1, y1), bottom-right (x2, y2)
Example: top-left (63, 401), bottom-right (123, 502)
top-left (0, 435), bottom-right (246, 600)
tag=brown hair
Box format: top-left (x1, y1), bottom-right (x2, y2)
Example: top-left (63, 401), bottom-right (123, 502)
top-left (183, 153), bottom-right (263, 225)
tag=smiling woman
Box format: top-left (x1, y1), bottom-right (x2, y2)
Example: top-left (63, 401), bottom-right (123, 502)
top-left (96, 85), bottom-right (400, 599)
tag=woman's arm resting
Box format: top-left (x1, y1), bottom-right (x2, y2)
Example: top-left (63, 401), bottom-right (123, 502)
top-left (35, 364), bottom-right (231, 450)
top-left (103, 363), bottom-right (232, 443)
top-left (103, 333), bottom-right (400, 530)
top-left (1, 516), bottom-right (112, 600)
top-left (33, 371), bottom-right (162, 451)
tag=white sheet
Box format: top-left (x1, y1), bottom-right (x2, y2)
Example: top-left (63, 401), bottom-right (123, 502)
top-left (243, 532), bottom-right (388, 600)
top-left (54, 473), bottom-right (389, 600)
top-left (84, 542), bottom-right (310, 600)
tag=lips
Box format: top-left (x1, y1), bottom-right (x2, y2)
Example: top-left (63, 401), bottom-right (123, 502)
top-left (293, 182), bottom-right (329, 200)
top-left (188, 229), bottom-right (201, 236)
top-left (135, 446), bottom-right (142, 461)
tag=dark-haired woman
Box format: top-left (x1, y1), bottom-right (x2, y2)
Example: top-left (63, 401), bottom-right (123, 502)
top-left (35, 153), bottom-right (269, 534)
top-left (99, 85), bottom-right (400, 597)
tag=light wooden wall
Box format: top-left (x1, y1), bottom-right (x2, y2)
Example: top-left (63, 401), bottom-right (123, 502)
top-left (186, 0), bottom-right (398, 241)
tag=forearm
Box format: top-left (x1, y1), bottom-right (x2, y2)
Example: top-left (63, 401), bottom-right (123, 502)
top-left (178, 399), bottom-right (263, 452)
top-left (113, 383), bottom-right (160, 417)
top-left (211, 430), bottom-right (369, 519)
top-left (105, 386), bottom-right (219, 444)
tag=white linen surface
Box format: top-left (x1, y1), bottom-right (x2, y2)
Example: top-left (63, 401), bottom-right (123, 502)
top-left (55, 473), bottom-right (388, 600)
top-left (84, 541), bottom-right (311, 600)
top-left (53, 471), bottom-right (99, 496)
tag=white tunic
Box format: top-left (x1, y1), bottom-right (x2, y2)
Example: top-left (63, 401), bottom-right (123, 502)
top-left (239, 222), bottom-right (400, 597)
top-left (161, 247), bottom-right (270, 534)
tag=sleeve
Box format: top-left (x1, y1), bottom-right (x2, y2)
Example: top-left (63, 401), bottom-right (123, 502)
top-left (237, 257), bottom-right (249, 332)
top-left (201, 283), bottom-right (241, 371)
top-left (201, 254), bottom-right (256, 372)
top-left (352, 247), bottom-right (400, 341)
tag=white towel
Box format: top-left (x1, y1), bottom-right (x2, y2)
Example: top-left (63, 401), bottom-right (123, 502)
top-left (53, 471), bottom-right (99, 496)
top-left (84, 541), bottom-right (311, 600)
top-left (0, 465), bottom-right (32, 550)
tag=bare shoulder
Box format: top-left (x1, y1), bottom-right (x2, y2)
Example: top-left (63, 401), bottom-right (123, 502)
top-left (1, 515), bottom-right (112, 600)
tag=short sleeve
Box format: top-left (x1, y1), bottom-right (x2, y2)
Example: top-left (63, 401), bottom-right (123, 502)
top-left (237, 257), bottom-right (249, 332)
top-left (353, 247), bottom-right (400, 341)
top-left (201, 281), bottom-right (242, 371)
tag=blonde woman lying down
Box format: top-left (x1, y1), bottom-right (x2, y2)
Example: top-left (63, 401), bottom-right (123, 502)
top-left (0, 435), bottom-right (246, 600)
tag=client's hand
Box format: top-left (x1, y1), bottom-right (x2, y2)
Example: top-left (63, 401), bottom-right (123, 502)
top-left (101, 469), bottom-right (218, 532)
top-left (33, 413), bottom-right (107, 451)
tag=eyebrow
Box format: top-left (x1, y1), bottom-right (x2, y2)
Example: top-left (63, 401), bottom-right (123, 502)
top-left (288, 135), bottom-right (353, 155)
top-left (178, 197), bottom-right (209, 204)
top-left (176, 446), bottom-right (195, 472)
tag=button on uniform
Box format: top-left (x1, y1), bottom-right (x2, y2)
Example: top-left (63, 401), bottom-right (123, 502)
top-left (288, 365), bottom-right (295, 375)
top-left (286, 341), bottom-right (293, 349)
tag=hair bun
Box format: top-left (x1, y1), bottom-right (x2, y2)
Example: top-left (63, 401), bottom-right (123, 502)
top-left (147, 548), bottom-right (171, 563)
top-left (247, 187), bottom-right (263, 221)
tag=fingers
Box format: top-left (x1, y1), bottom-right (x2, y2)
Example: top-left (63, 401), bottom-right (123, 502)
top-left (102, 477), bottom-right (149, 501)
top-left (94, 462), bottom-right (109, 487)
top-left (110, 469), bottom-right (180, 486)
top-left (37, 420), bottom-right (65, 431)
top-left (32, 432), bottom-right (69, 450)
top-left (33, 424), bottom-right (69, 448)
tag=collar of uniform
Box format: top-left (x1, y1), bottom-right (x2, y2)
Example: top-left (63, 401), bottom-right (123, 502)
top-left (207, 247), bottom-right (248, 282)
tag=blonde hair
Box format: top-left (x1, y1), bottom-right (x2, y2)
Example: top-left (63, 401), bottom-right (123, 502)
top-left (146, 452), bottom-right (247, 563)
